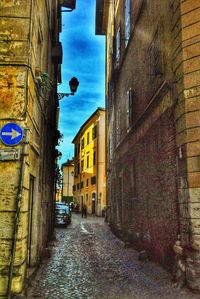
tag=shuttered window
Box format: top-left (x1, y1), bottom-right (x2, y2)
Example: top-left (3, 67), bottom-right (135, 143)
top-left (126, 89), bottom-right (133, 131)
top-left (116, 108), bottom-right (121, 144)
top-left (91, 176), bottom-right (96, 185)
top-left (116, 27), bottom-right (121, 66)
top-left (125, 0), bottom-right (131, 47)
top-left (92, 126), bottom-right (97, 139)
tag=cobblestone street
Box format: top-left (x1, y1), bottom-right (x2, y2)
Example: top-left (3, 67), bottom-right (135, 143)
top-left (27, 214), bottom-right (198, 299)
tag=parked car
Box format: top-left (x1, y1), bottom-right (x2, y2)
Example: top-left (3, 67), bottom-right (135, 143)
top-left (55, 202), bottom-right (71, 227)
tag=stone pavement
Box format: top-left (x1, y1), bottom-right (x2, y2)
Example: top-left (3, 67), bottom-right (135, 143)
top-left (26, 214), bottom-right (199, 299)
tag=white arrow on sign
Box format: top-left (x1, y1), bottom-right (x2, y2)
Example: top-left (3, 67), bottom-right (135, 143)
top-left (2, 129), bottom-right (21, 140)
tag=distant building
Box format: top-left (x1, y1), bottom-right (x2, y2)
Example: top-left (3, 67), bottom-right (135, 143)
top-left (96, 0), bottom-right (200, 291)
top-left (56, 188), bottom-right (62, 202)
top-left (72, 108), bottom-right (106, 216)
top-left (61, 159), bottom-right (74, 203)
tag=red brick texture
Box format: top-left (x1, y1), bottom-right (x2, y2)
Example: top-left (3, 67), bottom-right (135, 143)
top-left (112, 107), bottom-right (180, 270)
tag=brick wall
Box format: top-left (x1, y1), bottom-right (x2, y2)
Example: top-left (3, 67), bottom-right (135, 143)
top-left (97, 0), bottom-right (200, 290)
top-left (114, 105), bottom-right (179, 270)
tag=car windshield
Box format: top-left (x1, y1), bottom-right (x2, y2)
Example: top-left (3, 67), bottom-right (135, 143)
top-left (56, 208), bottom-right (68, 214)
top-left (55, 205), bottom-right (69, 213)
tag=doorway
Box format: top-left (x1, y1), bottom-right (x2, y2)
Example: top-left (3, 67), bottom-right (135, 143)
top-left (81, 195), bottom-right (84, 211)
top-left (92, 193), bottom-right (96, 214)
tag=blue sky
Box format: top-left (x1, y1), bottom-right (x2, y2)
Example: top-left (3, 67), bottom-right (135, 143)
top-left (58, 0), bottom-right (105, 166)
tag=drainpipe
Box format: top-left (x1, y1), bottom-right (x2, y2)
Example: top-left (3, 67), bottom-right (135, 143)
top-left (7, 129), bottom-right (29, 299)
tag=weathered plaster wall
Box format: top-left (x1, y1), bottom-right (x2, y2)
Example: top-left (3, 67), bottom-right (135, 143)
top-left (0, 1), bottom-right (31, 295)
top-left (0, 0), bottom-right (58, 296)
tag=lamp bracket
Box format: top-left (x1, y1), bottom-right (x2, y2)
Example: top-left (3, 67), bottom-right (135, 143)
top-left (57, 92), bottom-right (74, 100)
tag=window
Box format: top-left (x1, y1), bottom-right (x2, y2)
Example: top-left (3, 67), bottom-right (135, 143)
top-left (36, 31), bottom-right (42, 70)
top-left (115, 27), bottom-right (121, 66)
top-left (86, 178), bottom-right (89, 187)
top-left (108, 28), bottom-right (114, 57)
top-left (92, 126), bottom-right (97, 139)
top-left (81, 160), bottom-right (84, 172)
top-left (75, 164), bottom-right (77, 176)
top-left (149, 29), bottom-right (163, 77)
top-left (77, 183), bottom-right (79, 190)
top-left (118, 176), bottom-right (123, 223)
top-left (91, 176), bottom-right (96, 185)
top-left (109, 135), bottom-right (113, 161)
top-left (86, 193), bottom-right (88, 202)
top-left (87, 155), bottom-right (89, 168)
top-left (78, 143), bottom-right (80, 154)
top-left (77, 163), bottom-right (80, 175)
top-left (93, 151), bottom-right (96, 166)
top-left (126, 89), bottom-right (133, 131)
top-left (73, 185), bottom-right (76, 192)
top-left (87, 132), bottom-right (90, 145)
top-left (108, 81), bottom-right (114, 112)
top-left (75, 145), bottom-right (77, 157)
top-left (125, 0), bottom-right (131, 47)
top-left (116, 108), bottom-right (121, 144)
top-left (81, 181), bottom-right (84, 189)
top-left (131, 159), bottom-right (137, 197)
top-left (81, 138), bottom-right (84, 149)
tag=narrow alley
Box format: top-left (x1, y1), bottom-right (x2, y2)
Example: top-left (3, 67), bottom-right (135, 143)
top-left (26, 215), bottom-right (197, 299)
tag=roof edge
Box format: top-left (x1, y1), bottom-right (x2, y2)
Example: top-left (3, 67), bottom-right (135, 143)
top-left (72, 107), bottom-right (105, 143)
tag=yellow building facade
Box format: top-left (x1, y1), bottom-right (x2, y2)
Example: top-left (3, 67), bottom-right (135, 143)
top-left (62, 159), bottom-right (74, 202)
top-left (72, 108), bottom-right (106, 216)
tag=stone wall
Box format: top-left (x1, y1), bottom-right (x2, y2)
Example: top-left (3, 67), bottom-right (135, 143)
top-left (0, 0), bottom-right (59, 296)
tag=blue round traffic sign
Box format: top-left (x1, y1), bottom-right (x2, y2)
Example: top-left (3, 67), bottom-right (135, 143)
top-left (0, 123), bottom-right (24, 146)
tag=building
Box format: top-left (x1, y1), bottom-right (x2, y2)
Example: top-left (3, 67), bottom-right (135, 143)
top-left (72, 108), bottom-right (106, 216)
top-left (0, 0), bottom-right (65, 296)
top-left (96, 0), bottom-right (200, 291)
top-left (61, 159), bottom-right (74, 203)
top-left (56, 188), bottom-right (62, 202)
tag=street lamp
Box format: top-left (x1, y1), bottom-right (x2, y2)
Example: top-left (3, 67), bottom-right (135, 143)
top-left (57, 77), bottom-right (79, 100)
top-left (61, 0), bottom-right (76, 12)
